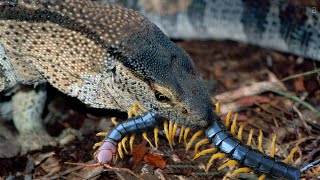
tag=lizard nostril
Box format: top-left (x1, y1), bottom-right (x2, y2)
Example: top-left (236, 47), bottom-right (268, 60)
top-left (182, 107), bottom-right (188, 114)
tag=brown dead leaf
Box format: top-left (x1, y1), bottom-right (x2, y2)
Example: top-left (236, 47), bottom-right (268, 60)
top-left (132, 143), bottom-right (149, 166)
top-left (143, 154), bottom-right (166, 169)
top-left (294, 77), bottom-right (305, 91)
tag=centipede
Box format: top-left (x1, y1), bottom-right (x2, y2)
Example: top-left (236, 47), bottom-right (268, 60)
top-left (93, 102), bottom-right (320, 180)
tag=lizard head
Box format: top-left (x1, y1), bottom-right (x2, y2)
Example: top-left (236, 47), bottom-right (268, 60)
top-left (108, 23), bottom-right (214, 129)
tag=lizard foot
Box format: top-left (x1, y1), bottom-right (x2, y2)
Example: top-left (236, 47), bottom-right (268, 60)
top-left (18, 130), bottom-right (57, 154)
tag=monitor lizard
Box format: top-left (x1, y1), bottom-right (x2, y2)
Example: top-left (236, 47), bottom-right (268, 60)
top-left (0, 0), bottom-right (212, 154)
top-left (0, 0), bottom-right (319, 158)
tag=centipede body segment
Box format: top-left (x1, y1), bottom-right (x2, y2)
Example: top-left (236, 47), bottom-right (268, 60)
top-left (205, 116), bottom-right (301, 179)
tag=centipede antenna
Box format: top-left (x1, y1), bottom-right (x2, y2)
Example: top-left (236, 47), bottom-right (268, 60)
top-left (142, 132), bottom-right (154, 148)
top-left (186, 130), bottom-right (203, 152)
top-left (121, 137), bottom-right (128, 154)
top-left (154, 127), bottom-right (159, 149)
top-left (178, 126), bottom-right (185, 143)
top-left (194, 138), bottom-right (209, 154)
top-left (183, 127), bottom-right (191, 147)
top-left (230, 113), bottom-right (238, 135)
top-left (225, 111), bottom-right (232, 128)
top-left (300, 159), bottom-right (320, 173)
top-left (129, 134), bottom-right (135, 154)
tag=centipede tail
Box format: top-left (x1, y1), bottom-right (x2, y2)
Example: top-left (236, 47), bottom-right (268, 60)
top-left (205, 116), bottom-right (301, 180)
top-left (94, 112), bottom-right (163, 164)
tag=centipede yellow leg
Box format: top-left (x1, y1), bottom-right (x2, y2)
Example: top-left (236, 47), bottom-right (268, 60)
top-left (118, 142), bottom-right (124, 159)
top-left (178, 126), bottom-right (185, 143)
top-left (259, 135), bottom-right (277, 180)
top-left (143, 132), bottom-right (154, 148)
top-left (270, 134), bottom-right (277, 157)
top-left (284, 146), bottom-right (298, 164)
top-left (131, 103), bottom-right (139, 116)
top-left (247, 129), bottom-right (254, 146)
top-left (215, 101), bottom-right (221, 115)
top-left (193, 147), bottom-right (216, 161)
top-left (168, 120), bottom-right (174, 148)
top-left (135, 101), bottom-right (147, 113)
top-left (225, 111), bottom-right (232, 129)
top-left (258, 130), bottom-right (264, 152)
top-left (93, 149), bottom-right (100, 157)
top-left (111, 117), bottom-right (118, 125)
top-left (237, 125), bottom-right (245, 140)
top-left (205, 153), bottom-right (227, 172)
top-left (154, 127), bottom-right (159, 149)
top-left (229, 167), bottom-right (251, 177)
top-left (230, 113), bottom-right (238, 135)
top-left (183, 127), bottom-right (191, 147)
top-left (129, 134), bottom-right (135, 154)
top-left (164, 120), bottom-right (170, 144)
top-left (218, 160), bottom-right (239, 170)
top-left (258, 174), bottom-right (266, 180)
top-left (186, 130), bottom-right (203, 152)
top-left (96, 132), bottom-right (108, 137)
top-left (194, 138), bottom-right (209, 154)
top-left (171, 122), bottom-right (178, 145)
top-left (93, 141), bottom-right (103, 149)
top-left (121, 136), bottom-right (129, 154)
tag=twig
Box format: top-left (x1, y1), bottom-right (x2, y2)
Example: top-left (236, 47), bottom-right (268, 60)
top-left (292, 106), bottom-right (312, 135)
top-left (214, 81), bottom-right (286, 103)
top-left (269, 89), bottom-right (320, 117)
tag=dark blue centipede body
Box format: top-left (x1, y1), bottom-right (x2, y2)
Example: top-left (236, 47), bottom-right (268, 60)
top-left (105, 112), bottom-right (163, 143)
top-left (205, 116), bottom-right (301, 180)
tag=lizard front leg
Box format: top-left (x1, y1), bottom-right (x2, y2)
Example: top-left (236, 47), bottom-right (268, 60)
top-left (12, 87), bottom-right (57, 154)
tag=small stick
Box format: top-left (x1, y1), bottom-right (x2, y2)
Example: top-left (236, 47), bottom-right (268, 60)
top-left (65, 162), bottom-right (143, 180)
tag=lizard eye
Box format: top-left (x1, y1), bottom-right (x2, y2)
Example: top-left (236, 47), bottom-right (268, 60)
top-left (155, 90), bottom-right (170, 102)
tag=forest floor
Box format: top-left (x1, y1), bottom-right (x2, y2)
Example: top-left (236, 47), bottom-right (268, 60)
top-left (0, 40), bottom-right (319, 180)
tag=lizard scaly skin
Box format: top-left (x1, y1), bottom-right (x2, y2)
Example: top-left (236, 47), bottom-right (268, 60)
top-left (0, 0), bottom-right (212, 154)
top-left (102, 0), bottom-right (320, 61)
